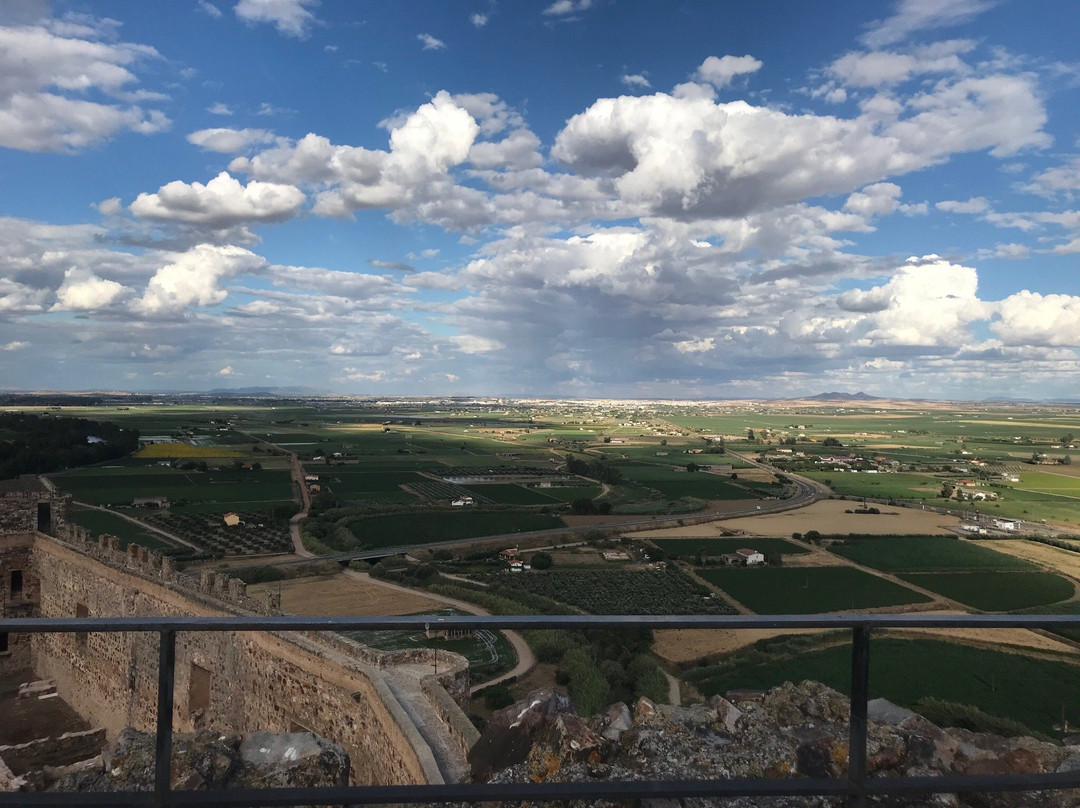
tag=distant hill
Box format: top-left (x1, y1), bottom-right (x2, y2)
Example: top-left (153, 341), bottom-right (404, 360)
top-left (206, 386), bottom-right (328, 397)
top-left (804, 391), bottom-right (881, 402)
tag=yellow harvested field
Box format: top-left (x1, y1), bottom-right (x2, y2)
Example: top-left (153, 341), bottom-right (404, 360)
top-left (989, 540), bottom-right (1080, 581)
top-left (636, 499), bottom-right (962, 538)
top-left (135, 443), bottom-right (244, 458)
top-left (248, 573), bottom-right (444, 616)
top-left (654, 628), bottom-right (824, 663)
top-left (726, 468), bottom-right (777, 482)
top-left (654, 619), bottom-right (1080, 665)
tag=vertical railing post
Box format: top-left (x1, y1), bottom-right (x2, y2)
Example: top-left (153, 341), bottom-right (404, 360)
top-left (155, 629), bottom-right (176, 808)
top-left (848, 625), bottom-right (870, 808)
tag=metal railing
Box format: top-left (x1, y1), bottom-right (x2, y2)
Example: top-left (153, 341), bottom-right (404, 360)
top-left (4, 612), bottom-right (1080, 806)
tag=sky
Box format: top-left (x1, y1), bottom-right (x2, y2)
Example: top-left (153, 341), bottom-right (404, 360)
top-left (1, 0), bottom-right (1079, 400)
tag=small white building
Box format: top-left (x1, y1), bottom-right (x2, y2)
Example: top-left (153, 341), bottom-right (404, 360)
top-left (736, 548), bottom-right (765, 565)
top-left (223, 512), bottom-right (242, 527)
top-left (993, 518), bottom-right (1019, 532)
top-left (451, 496), bottom-right (476, 507)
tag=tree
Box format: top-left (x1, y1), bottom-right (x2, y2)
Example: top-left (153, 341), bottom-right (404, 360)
top-left (531, 551), bottom-right (554, 570)
top-left (660, 438), bottom-right (667, 446)
top-left (1062, 433), bottom-right (1075, 447)
top-left (686, 462), bottom-right (700, 473)
top-left (747, 429), bottom-right (755, 441)
top-left (1064, 455), bottom-right (1073, 466)
top-left (603, 436), bottom-right (611, 443)
top-left (822, 437), bottom-right (843, 448)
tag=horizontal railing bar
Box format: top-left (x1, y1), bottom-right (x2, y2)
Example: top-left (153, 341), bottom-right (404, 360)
top-left (6, 769), bottom-right (1080, 807)
top-left (6, 612), bottom-right (1080, 633)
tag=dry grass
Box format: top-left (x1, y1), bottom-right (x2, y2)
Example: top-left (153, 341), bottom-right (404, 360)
top-left (989, 540), bottom-right (1080, 582)
top-left (248, 573), bottom-right (444, 616)
top-left (636, 499), bottom-right (963, 538)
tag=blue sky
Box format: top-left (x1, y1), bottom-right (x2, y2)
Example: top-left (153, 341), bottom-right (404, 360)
top-left (1, 0), bottom-right (1079, 399)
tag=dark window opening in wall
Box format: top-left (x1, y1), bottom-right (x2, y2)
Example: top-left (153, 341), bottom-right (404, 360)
top-left (36, 502), bottom-right (52, 535)
top-left (10, 570), bottom-right (22, 598)
top-left (189, 663), bottom-right (211, 717)
top-left (0, 633), bottom-right (8, 654)
top-left (75, 602), bottom-right (89, 649)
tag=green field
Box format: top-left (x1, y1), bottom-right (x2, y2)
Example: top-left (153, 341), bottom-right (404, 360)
top-left (68, 506), bottom-right (180, 552)
top-left (481, 569), bottom-right (735, 615)
top-left (829, 536), bottom-right (1036, 572)
top-left (1011, 471), bottom-right (1080, 496)
top-left (615, 463), bottom-right (764, 500)
top-left (899, 572), bottom-right (1075, 611)
top-left (802, 471), bottom-right (945, 501)
top-left (697, 567), bottom-right (931, 613)
top-left (49, 466), bottom-right (294, 512)
top-left (649, 537), bottom-right (810, 557)
top-left (531, 485), bottom-right (603, 503)
top-left (683, 638), bottom-right (1080, 735)
top-left (463, 484), bottom-right (560, 505)
top-left (348, 511), bottom-right (566, 548)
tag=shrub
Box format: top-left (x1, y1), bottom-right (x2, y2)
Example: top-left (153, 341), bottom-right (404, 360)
top-left (483, 684), bottom-right (515, 710)
top-left (559, 648), bottom-right (610, 716)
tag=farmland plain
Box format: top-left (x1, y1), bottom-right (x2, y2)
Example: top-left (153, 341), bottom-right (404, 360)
top-left (696, 567), bottom-right (932, 614)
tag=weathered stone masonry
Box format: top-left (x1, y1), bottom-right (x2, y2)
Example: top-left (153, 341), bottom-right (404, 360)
top-left (0, 488), bottom-right (474, 787)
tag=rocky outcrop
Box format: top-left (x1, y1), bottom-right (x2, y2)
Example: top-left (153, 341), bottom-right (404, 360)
top-left (30, 728), bottom-right (348, 795)
top-left (469, 681), bottom-right (1080, 807)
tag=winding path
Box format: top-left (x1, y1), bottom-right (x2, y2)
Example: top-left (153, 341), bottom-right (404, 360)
top-left (341, 570), bottom-right (536, 693)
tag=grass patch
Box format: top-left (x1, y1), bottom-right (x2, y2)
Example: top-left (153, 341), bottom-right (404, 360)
top-left (698, 567), bottom-right (930, 614)
top-left (683, 637), bottom-right (1080, 736)
top-left (829, 535), bottom-right (1036, 572)
top-left (899, 571), bottom-right (1075, 611)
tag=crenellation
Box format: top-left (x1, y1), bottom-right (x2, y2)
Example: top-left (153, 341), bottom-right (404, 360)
top-left (0, 481), bottom-right (475, 787)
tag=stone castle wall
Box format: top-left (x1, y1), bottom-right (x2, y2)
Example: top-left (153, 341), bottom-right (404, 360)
top-left (25, 535), bottom-right (442, 786)
top-left (0, 482), bottom-right (478, 786)
top-left (0, 534), bottom-right (37, 679)
top-left (0, 480), bottom-right (68, 536)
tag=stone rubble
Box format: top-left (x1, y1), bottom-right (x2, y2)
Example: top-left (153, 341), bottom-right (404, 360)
top-left (467, 681), bottom-right (1080, 808)
top-left (28, 728), bottom-right (348, 796)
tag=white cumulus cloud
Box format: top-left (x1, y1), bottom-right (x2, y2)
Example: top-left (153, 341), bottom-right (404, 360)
top-left (51, 268), bottom-right (128, 311)
top-left (693, 55), bottom-right (763, 88)
top-left (0, 18), bottom-right (170, 152)
top-left (130, 171), bottom-right (305, 227)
